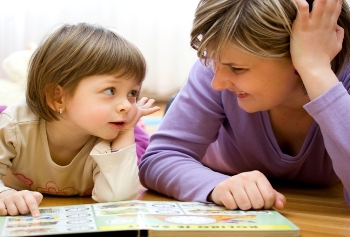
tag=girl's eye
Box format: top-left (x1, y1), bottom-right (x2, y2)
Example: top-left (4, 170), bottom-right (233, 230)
top-left (103, 88), bottom-right (115, 95)
top-left (128, 90), bottom-right (139, 97)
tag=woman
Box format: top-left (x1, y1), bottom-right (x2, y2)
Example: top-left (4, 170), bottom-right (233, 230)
top-left (139, 0), bottom-right (350, 210)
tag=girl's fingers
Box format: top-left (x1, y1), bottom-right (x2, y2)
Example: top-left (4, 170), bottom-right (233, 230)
top-left (24, 194), bottom-right (41, 217)
top-left (15, 200), bottom-right (30, 215)
top-left (137, 97), bottom-right (149, 104)
top-left (32, 192), bottom-right (44, 204)
top-left (0, 191), bottom-right (43, 217)
top-left (0, 203), bottom-right (8, 216)
top-left (143, 99), bottom-right (156, 107)
top-left (4, 201), bottom-right (19, 216)
top-left (142, 107), bottom-right (160, 116)
top-left (137, 97), bottom-right (156, 108)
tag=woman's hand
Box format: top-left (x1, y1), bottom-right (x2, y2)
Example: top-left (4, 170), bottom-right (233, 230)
top-left (209, 171), bottom-right (286, 210)
top-left (290, 0), bottom-right (343, 100)
top-left (291, 0), bottom-right (343, 71)
top-left (0, 190), bottom-right (43, 217)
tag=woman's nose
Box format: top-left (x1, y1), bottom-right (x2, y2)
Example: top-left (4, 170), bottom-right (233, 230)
top-left (211, 65), bottom-right (232, 91)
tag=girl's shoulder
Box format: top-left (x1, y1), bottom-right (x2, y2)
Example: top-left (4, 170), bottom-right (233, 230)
top-left (1, 99), bottom-right (39, 123)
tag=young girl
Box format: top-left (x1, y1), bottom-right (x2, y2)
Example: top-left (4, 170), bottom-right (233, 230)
top-left (0, 23), bottom-right (159, 217)
top-left (140, 0), bottom-right (350, 210)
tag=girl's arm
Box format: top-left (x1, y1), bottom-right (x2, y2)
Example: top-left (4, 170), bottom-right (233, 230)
top-left (0, 114), bottom-right (43, 216)
top-left (90, 97), bottom-right (159, 202)
top-left (90, 142), bottom-right (139, 202)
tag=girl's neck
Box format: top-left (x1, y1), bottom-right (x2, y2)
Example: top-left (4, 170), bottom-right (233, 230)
top-left (45, 120), bottom-right (92, 166)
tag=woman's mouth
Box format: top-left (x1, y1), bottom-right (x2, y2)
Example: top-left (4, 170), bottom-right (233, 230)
top-left (235, 91), bottom-right (249, 98)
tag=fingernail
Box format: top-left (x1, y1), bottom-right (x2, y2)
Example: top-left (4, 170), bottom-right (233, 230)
top-left (32, 210), bottom-right (40, 218)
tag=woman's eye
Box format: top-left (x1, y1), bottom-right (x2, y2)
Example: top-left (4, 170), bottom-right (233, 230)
top-left (231, 67), bottom-right (246, 73)
top-left (103, 88), bottom-right (115, 95)
top-left (128, 90), bottom-right (139, 97)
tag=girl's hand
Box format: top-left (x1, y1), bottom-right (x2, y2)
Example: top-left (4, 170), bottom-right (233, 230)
top-left (111, 97), bottom-right (159, 149)
top-left (290, 0), bottom-right (344, 74)
top-left (209, 171), bottom-right (286, 210)
top-left (0, 190), bottom-right (43, 217)
top-left (124, 97), bottom-right (160, 130)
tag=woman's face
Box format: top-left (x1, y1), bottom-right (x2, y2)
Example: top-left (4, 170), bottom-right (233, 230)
top-left (211, 43), bottom-right (308, 113)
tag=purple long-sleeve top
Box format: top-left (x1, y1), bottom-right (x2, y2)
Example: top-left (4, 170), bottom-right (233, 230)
top-left (139, 60), bottom-right (350, 206)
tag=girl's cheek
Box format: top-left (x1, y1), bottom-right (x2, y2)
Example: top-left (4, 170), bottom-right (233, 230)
top-left (130, 104), bottom-right (138, 117)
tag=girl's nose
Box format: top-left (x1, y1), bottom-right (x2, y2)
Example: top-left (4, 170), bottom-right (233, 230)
top-left (211, 64), bottom-right (232, 91)
top-left (115, 98), bottom-right (131, 113)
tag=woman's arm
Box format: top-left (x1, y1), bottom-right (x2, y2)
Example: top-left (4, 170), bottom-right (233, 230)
top-left (291, 0), bottom-right (350, 205)
top-left (304, 75), bottom-right (350, 205)
top-left (139, 60), bottom-right (229, 202)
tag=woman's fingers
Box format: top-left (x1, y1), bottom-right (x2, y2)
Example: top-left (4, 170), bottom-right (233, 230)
top-left (274, 191), bottom-right (287, 210)
top-left (211, 171), bottom-right (284, 210)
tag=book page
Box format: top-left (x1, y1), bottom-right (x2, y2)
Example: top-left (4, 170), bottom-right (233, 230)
top-left (0, 201), bottom-right (299, 236)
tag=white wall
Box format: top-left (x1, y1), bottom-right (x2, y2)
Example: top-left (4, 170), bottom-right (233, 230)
top-left (1, 0), bottom-right (350, 101)
top-left (0, 0), bottom-right (199, 101)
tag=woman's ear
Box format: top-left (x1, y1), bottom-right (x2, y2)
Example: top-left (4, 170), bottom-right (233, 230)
top-left (45, 84), bottom-right (65, 113)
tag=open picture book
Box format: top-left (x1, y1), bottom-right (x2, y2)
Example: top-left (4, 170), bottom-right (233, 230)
top-left (0, 200), bottom-right (300, 237)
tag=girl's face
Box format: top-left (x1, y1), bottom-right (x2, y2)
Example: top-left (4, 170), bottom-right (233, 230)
top-left (61, 74), bottom-right (140, 140)
top-left (211, 43), bottom-right (308, 113)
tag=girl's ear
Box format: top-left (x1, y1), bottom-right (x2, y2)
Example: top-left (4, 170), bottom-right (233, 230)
top-left (45, 85), bottom-right (65, 113)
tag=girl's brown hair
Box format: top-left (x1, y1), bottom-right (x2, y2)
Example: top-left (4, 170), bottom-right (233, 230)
top-left (26, 23), bottom-right (147, 121)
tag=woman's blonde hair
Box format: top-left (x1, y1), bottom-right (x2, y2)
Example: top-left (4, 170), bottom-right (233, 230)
top-left (191, 0), bottom-right (350, 75)
top-left (26, 23), bottom-right (147, 121)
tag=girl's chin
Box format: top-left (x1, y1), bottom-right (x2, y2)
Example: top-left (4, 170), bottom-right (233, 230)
top-left (99, 133), bottom-right (119, 141)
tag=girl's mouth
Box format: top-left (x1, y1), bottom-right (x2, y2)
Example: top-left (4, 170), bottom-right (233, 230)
top-left (109, 121), bottom-right (126, 129)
